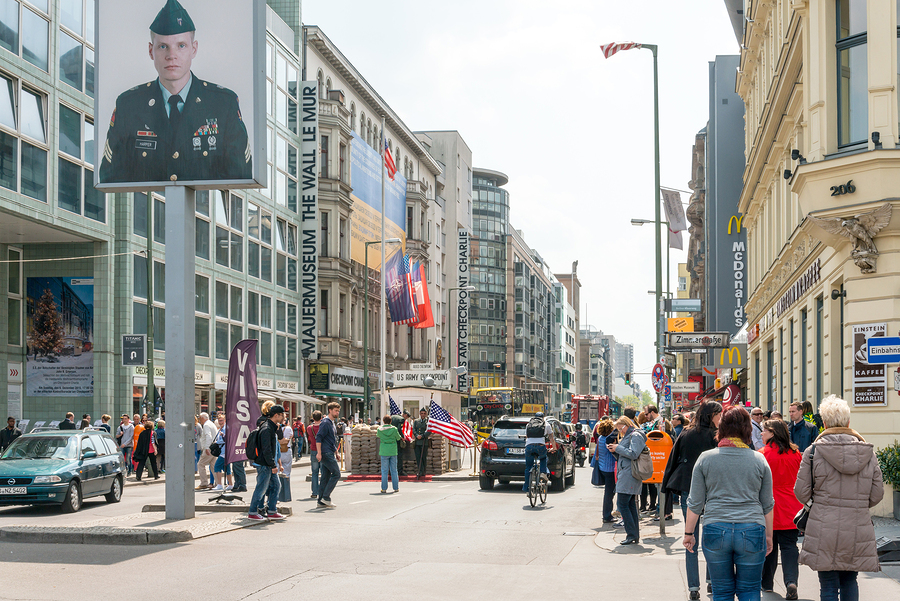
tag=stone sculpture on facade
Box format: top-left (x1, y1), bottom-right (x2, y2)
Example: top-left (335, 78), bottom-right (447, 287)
top-left (686, 128), bottom-right (707, 331)
top-left (808, 203), bottom-right (892, 274)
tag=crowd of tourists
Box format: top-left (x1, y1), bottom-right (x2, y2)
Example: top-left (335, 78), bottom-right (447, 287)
top-left (592, 397), bottom-right (884, 601)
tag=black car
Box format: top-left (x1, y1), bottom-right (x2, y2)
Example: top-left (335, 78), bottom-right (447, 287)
top-left (478, 416), bottom-right (575, 491)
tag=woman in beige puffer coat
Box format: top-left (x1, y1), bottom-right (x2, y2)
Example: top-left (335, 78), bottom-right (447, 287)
top-left (794, 395), bottom-right (883, 601)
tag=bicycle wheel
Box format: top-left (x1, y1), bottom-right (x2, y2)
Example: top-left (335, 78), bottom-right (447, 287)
top-left (528, 469), bottom-right (538, 507)
top-left (539, 480), bottom-right (547, 504)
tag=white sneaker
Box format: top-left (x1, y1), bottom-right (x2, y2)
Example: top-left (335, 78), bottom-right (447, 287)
top-left (225, 485), bottom-right (233, 491)
top-left (211, 484), bottom-right (225, 491)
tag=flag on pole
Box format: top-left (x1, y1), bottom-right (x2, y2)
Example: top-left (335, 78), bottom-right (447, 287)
top-left (599, 41), bottom-right (641, 59)
top-left (402, 418), bottom-right (413, 442)
top-left (426, 400), bottom-right (474, 448)
top-left (668, 228), bottom-right (684, 250)
top-left (397, 254), bottom-right (420, 325)
top-left (385, 251), bottom-right (418, 324)
top-left (389, 396), bottom-right (401, 416)
top-left (413, 262), bottom-right (434, 329)
top-left (661, 188), bottom-right (688, 232)
top-left (383, 139), bottom-right (397, 181)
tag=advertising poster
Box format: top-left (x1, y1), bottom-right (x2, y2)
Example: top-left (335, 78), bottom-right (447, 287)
top-left (95, 0), bottom-right (266, 190)
top-left (26, 278), bottom-right (94, 397)
top-left (224, 340), bottom-right (260, 465)
top-left (349, 131), bottom-right (407, 268)
top-left (852, 323), bottom-right (888, 406)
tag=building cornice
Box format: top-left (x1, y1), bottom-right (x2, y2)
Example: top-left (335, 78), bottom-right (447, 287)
top-left (305, 26), bottom-right (443, 177)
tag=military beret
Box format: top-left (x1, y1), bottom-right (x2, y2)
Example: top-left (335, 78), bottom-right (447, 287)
top-left (150, 0), bottom-right (195, 36)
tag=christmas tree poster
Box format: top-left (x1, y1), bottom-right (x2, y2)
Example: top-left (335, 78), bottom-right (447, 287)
top-left (26, 277), bottom-right (94, 397)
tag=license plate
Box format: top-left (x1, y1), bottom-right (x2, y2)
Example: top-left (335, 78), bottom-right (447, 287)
top-left (505, 448), bottom-right (525, 455)
top-left (0, 487), bottom-right (27, 494)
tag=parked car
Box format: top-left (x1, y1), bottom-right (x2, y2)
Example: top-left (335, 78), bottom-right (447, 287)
top-left (0, 430), bottom-right (125, 512)
top-left (478, 416), bottom-right (575, 491)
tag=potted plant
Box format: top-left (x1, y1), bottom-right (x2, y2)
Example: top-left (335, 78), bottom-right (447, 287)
top-left (876, 441), bottom-right (900, 520)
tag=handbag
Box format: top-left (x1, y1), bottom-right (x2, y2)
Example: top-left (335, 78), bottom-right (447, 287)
top-left (793, 445), bottom-right (816, 533)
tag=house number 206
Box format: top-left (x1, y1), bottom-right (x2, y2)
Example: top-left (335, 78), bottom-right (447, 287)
top-left (830, 180), bottom-right (856, 196)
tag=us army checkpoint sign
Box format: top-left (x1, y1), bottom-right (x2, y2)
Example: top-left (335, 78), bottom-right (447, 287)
top-left (94, 0), bottom-right (266, 191)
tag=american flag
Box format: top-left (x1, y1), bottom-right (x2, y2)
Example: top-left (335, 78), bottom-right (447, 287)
top-left (389, 396), bottom-right (413, 441)
top-left (599, 41), bottom-right (641, 59)
top-left (397, 254), bottom-right (420, 325)
top-left (383, 139), bottom-right (397, 180)
top-left (426, 400), bottom-right (474, 448)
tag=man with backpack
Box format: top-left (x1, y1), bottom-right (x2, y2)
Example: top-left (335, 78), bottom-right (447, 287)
top-left (316, 402), bottom-right (341, 508)
top-left (246, 405), bottom-right (287, 521)
top-left (522, 413), bottom-right (556, 492)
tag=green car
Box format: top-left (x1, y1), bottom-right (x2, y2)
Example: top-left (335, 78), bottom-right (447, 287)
top-left (0, 430), bottom-right (125, 512)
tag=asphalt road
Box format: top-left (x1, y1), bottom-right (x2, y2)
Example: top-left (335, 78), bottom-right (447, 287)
top-left (1, 464), bottom-right (899, 601)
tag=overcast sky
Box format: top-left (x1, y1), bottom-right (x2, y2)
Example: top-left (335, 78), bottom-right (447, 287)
top-left (303, 0), bottom-right (741, 392)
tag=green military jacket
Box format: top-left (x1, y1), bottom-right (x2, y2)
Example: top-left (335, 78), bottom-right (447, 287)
top-left (413, 418), bottom-right (429, 446)
top-left (100, 74), bottom-right (251, 184)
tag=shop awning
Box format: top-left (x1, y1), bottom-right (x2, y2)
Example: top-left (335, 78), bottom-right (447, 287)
top-left (279, 392), bottom-right (326, 405)
top-left (257, 391), bottom-right (278, 401)
top-left (310, 391), bottom-right (365, 400)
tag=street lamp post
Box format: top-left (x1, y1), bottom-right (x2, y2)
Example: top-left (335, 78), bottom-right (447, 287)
top-left (447, 285), bottom-right (476, 395)
top-left (363, 238), bottom-right (401, 418)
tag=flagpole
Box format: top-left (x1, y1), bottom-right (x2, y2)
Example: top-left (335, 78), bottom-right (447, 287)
top-left (380, 117), bottom-right (388, 420)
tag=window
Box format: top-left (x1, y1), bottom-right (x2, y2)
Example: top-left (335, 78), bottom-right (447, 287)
top-left (195, 275), bottom-right (209, 357)
top-left (214, 192), bottom-right (243, 272)
top-left (133, 254), bottom-right (165, 351)
top-left (134, 192), bottom-right (148, 238)
top-left (195, 192), bottom-right (210, 260)
top-left (800, 308), bottom-right (808, 401)
top-left (319, 290), bottom-right (329, 338)
top-left (274, 135), bottom-right (297, 212)
top-left (339, 217), bottom-right (347, 259)
top-left (247, 202), bottom-right (273, 281)
top-left (274, 51), bottom-right (297, 131)
top-left (837, 0), bottom-right (867, 146)
top-left (7, 247), bottom-right (22, 345)
top-left (320, 210), bottom-right (329, 257)
top-left (59, 0), bottom-right (95, 95)
top-left (57, 104), bottom-right (103, 221)
top-left (215, 282), bottom-right (243, 360)
top-left (319, 134), bottom-right (328, 178)
top-left (816, 295), bottom-right (824, 401)
top-left (247, 291), bottom-right (273, 367)
top-left (275, 299), bottom-right (298, 370)
top-left (275, 218), bottom-right (297, 291)
top-left (339, 142), bottom-right (346, 182)
top-left (0, 0), bottom-right (49, 71)
top-left (0, 76), bottom-right (47, 201)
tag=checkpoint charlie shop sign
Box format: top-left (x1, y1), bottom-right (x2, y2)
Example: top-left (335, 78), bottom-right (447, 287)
top-left (309, 364), bottom-right (367, 394)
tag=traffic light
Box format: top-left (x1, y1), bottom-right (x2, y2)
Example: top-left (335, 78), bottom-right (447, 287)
top-left (624, 372), bottom-right (631, 385)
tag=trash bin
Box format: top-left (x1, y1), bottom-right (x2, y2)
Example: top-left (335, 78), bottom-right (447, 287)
top-left (644, 431), bottom-right (673, 484)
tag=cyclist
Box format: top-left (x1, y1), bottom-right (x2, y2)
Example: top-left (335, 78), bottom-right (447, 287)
top-left (523, 412), bottom-right (557, 492)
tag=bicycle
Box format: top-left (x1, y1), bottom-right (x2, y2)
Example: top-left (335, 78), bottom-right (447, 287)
top-left (527, 461), bottom-right (547, 507)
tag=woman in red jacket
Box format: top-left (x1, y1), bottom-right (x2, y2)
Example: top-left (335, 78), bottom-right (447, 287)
top-left (759, 419), bottom-right (803, 600)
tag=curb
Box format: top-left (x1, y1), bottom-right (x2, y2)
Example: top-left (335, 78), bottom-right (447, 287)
top-left (0, 525), bottom-right (193, 545)
top-left (141, 504), bottom-right (293, 515)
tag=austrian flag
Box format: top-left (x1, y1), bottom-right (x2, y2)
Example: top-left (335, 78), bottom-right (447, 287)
top-left (599, 41), bottom-right (642, 59)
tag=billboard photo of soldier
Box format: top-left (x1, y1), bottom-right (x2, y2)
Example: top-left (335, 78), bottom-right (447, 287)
top-left (95, 0), bottom-right (265, 190)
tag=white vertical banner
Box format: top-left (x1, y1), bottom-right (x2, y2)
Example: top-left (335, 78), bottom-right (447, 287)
top-left (457, 229), bottom-right (470, 390)
top-left (299, 82), bottom-right (319, 360)
top-left (661, 188), bottom-right (688, 232)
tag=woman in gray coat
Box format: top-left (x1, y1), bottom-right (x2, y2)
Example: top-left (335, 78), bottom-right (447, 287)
top-left (607, 416), bottom-right (647, 545)
top-left (794, 395), bottom-right (883, 601)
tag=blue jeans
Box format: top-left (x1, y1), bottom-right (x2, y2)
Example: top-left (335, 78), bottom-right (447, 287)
top-left (122, 447), bottom-right (133, 474)
top-left (309, 451), bottom-right (320, 496)
top-left (818, 570), bottom-right (858, 601)
top-left (702, 522), bottom-right (766, 601)
top-left (680, 492), bottom-right (710, 591)
top-left (249, 464), bottom-right (278, 515)
top-left (599, 471), bottom-right (616, 521)
top-left (380, 455), bottom-right (399, 491)
top-left (232, 461), bottom-right (246, 489)
top-left (318, 452), bottom-right (340, 502)
top-left (522, 443), bottom-right (548, 491)
top-left (616, 493), bottom-right (640, 541)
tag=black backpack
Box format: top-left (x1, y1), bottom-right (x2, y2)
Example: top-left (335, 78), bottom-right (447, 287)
top-left (245, 426), bottom-right (260, 463)
top-left (525, 417), bottom-right (545, 438)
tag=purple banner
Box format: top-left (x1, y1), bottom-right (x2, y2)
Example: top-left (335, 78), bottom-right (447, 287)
top-left (225, 339), bottom-right (262, 464)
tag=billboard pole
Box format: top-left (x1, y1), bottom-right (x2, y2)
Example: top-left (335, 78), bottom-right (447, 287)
top-left (379, 117), bottom-right (388, 420)
top-left (146, 190), bottom-right (155, 419)
top-left (164, 186), bottom-right (196, 520)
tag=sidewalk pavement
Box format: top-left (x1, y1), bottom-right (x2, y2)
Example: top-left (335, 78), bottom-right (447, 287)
top-left (593, 510), bottom-right (900, 592)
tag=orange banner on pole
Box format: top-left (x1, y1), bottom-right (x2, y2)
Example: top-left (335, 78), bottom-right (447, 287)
top-left (667, 317), bottom-right (694, 332)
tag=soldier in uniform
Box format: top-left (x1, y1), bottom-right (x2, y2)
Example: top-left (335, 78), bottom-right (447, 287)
top-left (413, 408), bottom-right (430, 480)
top-left (100, 0), bottom-right (252, 184)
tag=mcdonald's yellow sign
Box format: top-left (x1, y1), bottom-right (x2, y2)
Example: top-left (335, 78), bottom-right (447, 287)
top-left (717, 344), bottom-right (747, 369)
top-left (728, 215), bottom-right (743, 235)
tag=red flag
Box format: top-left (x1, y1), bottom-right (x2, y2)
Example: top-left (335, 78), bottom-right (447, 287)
top-left (414, 263), bottom-right (434, 329)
